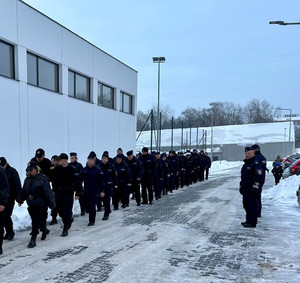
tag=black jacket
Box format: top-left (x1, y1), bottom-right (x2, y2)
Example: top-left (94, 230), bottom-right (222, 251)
top-left (17, 173), bottom-right (55, 209)
top-left (81, 165), bottom-right (104, 195)
top-left (114, 161), bottom-right (132, 185)
top-left (99, 161), bottom-right (118, 189)
top-left (3, 164), bottom-right (21, 201)
top-left (0, 167), bottom-right (10, 206)
top-left (125, 157), bottom-right (144, 183)
top-left (240, 157), bottom-right (264, 195)
top-left (52, 164), bottom-right (82, 196)
top-left (271, 166), bottom-right (283, 178)
top-left (31, 157), bottom-right (52, 180)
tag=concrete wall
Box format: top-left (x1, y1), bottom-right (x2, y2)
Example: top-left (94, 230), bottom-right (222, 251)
top-left (0, 0), bottom-right (137, 179)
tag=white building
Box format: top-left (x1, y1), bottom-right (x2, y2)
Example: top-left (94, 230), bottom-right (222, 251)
top-left (0, 0), bottom-right (138, 179)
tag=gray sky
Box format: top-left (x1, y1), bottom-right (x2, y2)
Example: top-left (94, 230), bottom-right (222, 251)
top-left (23, 0), bottom-right (300, 116)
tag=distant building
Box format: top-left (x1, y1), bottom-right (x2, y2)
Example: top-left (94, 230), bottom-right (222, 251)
top-left (0, 0), bottom-right (137, 179)
top-left (136, 121), bottom-right (295, 161)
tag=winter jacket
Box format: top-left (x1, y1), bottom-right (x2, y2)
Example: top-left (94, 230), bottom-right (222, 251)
top-left (0, 167), bottom-right (10, 207)
top-left (3, 164), bottom-right (21, 201)
top-left (81, 165), bottom-right (104, 196)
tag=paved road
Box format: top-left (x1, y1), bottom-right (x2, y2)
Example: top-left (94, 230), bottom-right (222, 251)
top-left (1, 167), bottom-right (300, 282)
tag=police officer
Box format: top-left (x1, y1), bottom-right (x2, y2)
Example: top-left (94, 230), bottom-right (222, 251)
top-left (166, 151), bottom-right (179, 193)
top-left (185, 151), bottom-right (194, 186)
top-left (161, 153), bottom-right (170, 195)
top-left (199, 150), bottom-right (205, 182)
top-left (251, 144), bottom-right (267, 218)
top-left (178, 152), bottom-right (187, 188)
top-left (125, 150), bottom-right (144, 206)
top-left (191, 149), bottom-right (200, 183)
top-left (114, 154), bottom-right (132, 209)
top-left (99, 151), bottom-right (117, 220)
top-left (49, 155), bottom-right (59, 225)
top-left (239, 147), bottom-right (264, 228)
top-left (204, 152), bottom-right (211, 180)
top-left (31, 148), bottom-right (52, 180)
top-left (81, 153), bottom-right (105, 226)
top-left (138, 147), bottom-right (156, 204)
top-left (70, 152), bottom-right (85, 216)
top-left (52, 153), bottom-right (82, 237)
top-left (0, 166), bottom-right (10, 255)
top-left (17, 161), bottom-right (55, 248)
top-left (154, 152), bottom-right (164, 200)
top-left (0, 157), bottom-right (21, 241)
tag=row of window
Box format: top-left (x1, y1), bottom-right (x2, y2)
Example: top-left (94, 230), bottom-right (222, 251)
top-left (0, 39), bottom-right (134, 114)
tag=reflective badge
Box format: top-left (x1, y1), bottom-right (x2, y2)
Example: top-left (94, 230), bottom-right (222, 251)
top-left (257, 170), bottom-right (262, 175)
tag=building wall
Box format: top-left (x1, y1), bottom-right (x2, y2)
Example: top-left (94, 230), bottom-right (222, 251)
top-left (0, 0), bottom-right (137, 179)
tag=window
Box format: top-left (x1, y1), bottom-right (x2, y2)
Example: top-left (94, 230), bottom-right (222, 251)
top-left (27, 52), bottom-right (58, 92)
top-left (0, 40), bottom-right (14, 79)
top-left (121, 92), bottom-right (133, 114)
top-left (68, 70), bottom-right (90, 102)
top-left (98, 83), bottom-right (114, 109)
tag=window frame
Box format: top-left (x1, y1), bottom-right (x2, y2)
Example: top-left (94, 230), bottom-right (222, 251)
top-left (0, 39), bottom-right (15, 79)
top-left (121, 91), bottom-right (134, 115)
top-left (98, 82), bottom-right (115, 109)
top-left (27, 52), bottom-right (59, 92)
top-left (68, 69), bottom-right (91, 102)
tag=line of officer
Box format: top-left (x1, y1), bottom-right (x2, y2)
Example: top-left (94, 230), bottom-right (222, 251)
top-left (239, 147), bottom-right (264, 228)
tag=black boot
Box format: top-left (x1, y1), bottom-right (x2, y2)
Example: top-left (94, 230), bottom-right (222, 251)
top-left (7, 231), bottom-right (15, 241)
top-left (0, 247), bottom-right (3, 254)
top-left (41, 228), bottom-right (50, 241)
top-left (27, 235), bottom-right (37, 248)
top-left (49, 217), bottom-right (57, 225)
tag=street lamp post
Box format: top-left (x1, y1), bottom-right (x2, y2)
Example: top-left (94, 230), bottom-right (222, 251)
top-left (276, 107), bottom-right (292, 142)
top-left (153, 56), bottom-right (165, 152)
top-left (269, 21), bottom-right (300, 26)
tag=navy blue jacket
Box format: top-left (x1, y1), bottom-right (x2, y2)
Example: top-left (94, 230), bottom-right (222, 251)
top-left (154, 158), bottom-right (165, 179)
top-left (81, 165), bottom-right (105, 196)
top-left (240, 157), bottom-right (264, 195)
top-left (114, 162), bottom-right (132, 185)
top-left (138, 154), bottom-right (157, 180)
top-left (166, 156), bottom-right (179, 175)
top-left (70, 161), bottom-right (83, 174)
top-left (255, 151), bottom-right (267, 183)
top-left (99, 161), bottom-right (118, 188)
top-left (0, 167), bottom-right (10, 206)
top-left (125, 157), bottom-right (144, 183)
top-left (17, 173), bottom-right (55, 209)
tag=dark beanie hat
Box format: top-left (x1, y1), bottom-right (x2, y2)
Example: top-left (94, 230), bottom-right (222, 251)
top-left (245, 147), bottom-right (254, 152)
top-left (102, 151), bottom-right (109, 158)
top-left (126, 150), bottom-right (133, 157)
top-left (0, 157), bottom-right (7, 167)
top-left (142, 147), bottom-right (148, 153)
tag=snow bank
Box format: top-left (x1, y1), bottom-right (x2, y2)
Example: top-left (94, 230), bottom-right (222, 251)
top-left (210, 160), bottom-right (243, 174)
top-left (12, 199), bottom-right (81, 231)
top-left (263, 175), bottom-right (300, 208)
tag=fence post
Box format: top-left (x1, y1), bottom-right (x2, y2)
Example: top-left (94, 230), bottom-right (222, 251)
top-left (159, 112), bottom-right (162, 152)
top-left (171, 116), bottom-right (174, 151)
top-left (189, 124), bottom-right (192, 150)
top-left (150, 109), bottom-right (153, 152)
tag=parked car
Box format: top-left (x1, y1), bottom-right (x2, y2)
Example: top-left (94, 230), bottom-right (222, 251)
top-left (283, 154), bottom-right (300, 170)
top-left (289, 159), bottom-right (300, 176)
top-left (282, 167), bottom-right (291, 179)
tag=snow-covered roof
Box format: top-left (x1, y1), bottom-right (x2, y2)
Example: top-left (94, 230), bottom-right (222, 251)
top-left (136, 121), bottom-right (295, 148)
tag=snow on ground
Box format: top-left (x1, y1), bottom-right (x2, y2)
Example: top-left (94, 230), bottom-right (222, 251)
top-left (263, 174), bottom-right (300, 211)
top-left (210, 160), bottom-right (243, 174)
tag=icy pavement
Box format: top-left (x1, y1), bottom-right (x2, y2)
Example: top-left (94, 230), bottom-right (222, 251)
top-left (1, 166), bottom-right (300, 283)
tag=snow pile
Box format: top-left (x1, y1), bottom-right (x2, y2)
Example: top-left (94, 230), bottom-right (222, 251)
top-left (12, 199), bottom-right (81, 231)
top-left (263, 175), bottom-right (300, 207)
top-left (210, 161), bottom-right (243, 174)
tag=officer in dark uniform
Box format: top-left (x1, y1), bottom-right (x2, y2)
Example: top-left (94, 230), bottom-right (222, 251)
top-left (174, 152), bottom-right (182, 189)
top-left (114, 154), bottom-right (132, 209)
top-left (191, 149), bottom-right (200, 183)
top-left (185, 151), bottom-right (194, 186)
top-left (239, 147), bottom-right (264, 228)
top-left (70, 152), bottom-right (84, 216)
top-left (178, 152), bottom-right (187, 188)
top-left (138, 147), bottom-right (156, 204)
top-left (0, 166), bottom-right (10, 255)
top-left (0, 157), bottom-right (21, 241)
top-left (99, 151), bottom-right (117, 220)
top-left (52, 153), bottom-right (82, 237)
top-left (251, 144), bottom-right (267, 217)
top-left (31, 148), bottom-right (52, 180)
top-left (204, 152), bottom-right (211, 180)
top-left (81, 153), bottom-right (105, 226)
top-left (49, 155), bottom-right (59, 225)
top-left (125, 150), bottom-right (144, 206)
top-left (166, 151), bottom-right (179, 193)
top-left (17, 161), bottom-right (55, 248)
top-left (161, 153), bottom-right (170, 195)
top-left (154, 152), bottom-right (164, 200)
top-left (199, 150), bottom-right (205, 182)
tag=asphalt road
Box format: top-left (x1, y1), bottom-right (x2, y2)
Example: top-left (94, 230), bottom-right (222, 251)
top-left (1, 167), bottom-right (300, 283)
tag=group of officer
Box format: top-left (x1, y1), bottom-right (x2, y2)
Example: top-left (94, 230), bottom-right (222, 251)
top-left (0, 146), bottom-right (211, 253)
top-left (239, 144), bottom-right (267, 228)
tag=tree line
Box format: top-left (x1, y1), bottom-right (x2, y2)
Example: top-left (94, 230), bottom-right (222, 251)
top-left (137, 99), bottom-right (276, 131)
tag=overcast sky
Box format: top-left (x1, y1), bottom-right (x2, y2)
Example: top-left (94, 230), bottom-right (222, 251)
top-left (23, 0), bottom-right (300, 116)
